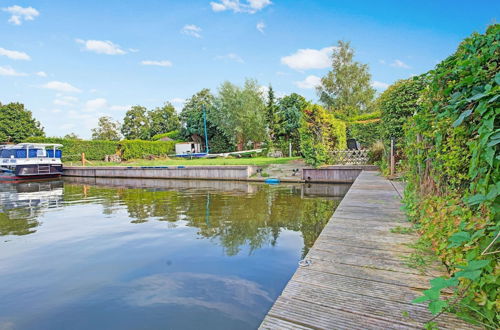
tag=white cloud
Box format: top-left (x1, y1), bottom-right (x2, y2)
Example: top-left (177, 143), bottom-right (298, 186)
top-left (53, 95), bottom-right (78, 106)
top-left (0, 47), bottom-right (30, 60)
top-left (214, 53), bottom-right (244, 63)
top-left (84, 98), bottom-right (129, 112)
top-left (390, 59), bottom-right (410, 69)
top-left (2, 5), bottom-right (39, 25)
top-left (181, 24), bottom-right (202, 38)
top-left (281, 47), bottom-right (334, 70)
top-left (294, 75), bottom-right (321, 89)
top-left (210, 0), bottom-right (272, 13)
top-left (0, 66), bottom-right (27, 76)
top-left (36, 71), bottom-right (47, 77)
top-left (59, 123), bottom-right (76, 130)
top-left (140, 60), bottom-right (173, 67)
top-left (76, 39), bottom-right (127, 55)
top-left (371, 81), bottom-right (389, 90)
top-left (256, 21), bottom-right (265, 34)
top-left (378, 59), bottom-right (386, 65)
top-left (42, 81), bottom-right (82, 93)
top-left (170, 98), bottom-right (185, 104)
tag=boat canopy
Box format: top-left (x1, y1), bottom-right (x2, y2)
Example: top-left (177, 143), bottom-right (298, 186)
top-left (0, 143), bottom-right (63, 159)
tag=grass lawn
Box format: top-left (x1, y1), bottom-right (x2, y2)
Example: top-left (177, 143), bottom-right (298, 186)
top-left (65, 157), bottom-right (300, 167)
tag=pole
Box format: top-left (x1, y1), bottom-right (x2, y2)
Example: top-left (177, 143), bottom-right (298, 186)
top-left (203, 105), bottom-right (209, 154)
top-left (390, 139), bottom-right (395, 176)
top-left (289, 142), bottom-right (292, 157)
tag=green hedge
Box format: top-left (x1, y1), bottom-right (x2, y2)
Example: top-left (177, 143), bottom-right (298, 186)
top-left (403, 24), bottom-right (498, 326)
top-left (119, 140), bottom-right (176, 160)
top-left (25, 137), bottom-right (118, 161)
top-left (347, 119), bottom-right (381, 147)
top-left (24, 137), bottom-right (177, 161)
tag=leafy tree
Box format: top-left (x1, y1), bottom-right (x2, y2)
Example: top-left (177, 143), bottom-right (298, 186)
top-left (91, 116), bottom-right (121, 141)
top-left (212, 79), bottom-right (267, 148)
top-left (274, 93), bottom-right (308, 153)
top-left (179, 89), bottom-right (233, 152)
top-left (317, 40), bottom-right (376, 118)
top-left (148, 102), bottom-right (180, 137)
top-left (0, 102), bottom-right (44, 143)
top-left (378, 76), bottom-right (425, 142)
top-left (121, 106), bottom-right (150, 140)
top-left (265, 85), bottom-right (278, 139)
top-left (299, 104), bottom-right (347, 166)
top-left (63, 132), bottom-right (81, 140)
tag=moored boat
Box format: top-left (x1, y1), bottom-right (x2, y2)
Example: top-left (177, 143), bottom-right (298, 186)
top-left (0, 143), bottom-right (63, 182)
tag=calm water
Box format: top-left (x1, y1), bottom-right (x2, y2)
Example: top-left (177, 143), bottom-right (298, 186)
top-left (0, 178), bottom-right (349, 330)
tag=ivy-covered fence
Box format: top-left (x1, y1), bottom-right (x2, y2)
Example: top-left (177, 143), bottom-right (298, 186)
top-left (403, 24), bottom-right (498, 326)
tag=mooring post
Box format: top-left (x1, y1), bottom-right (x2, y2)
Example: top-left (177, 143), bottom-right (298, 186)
top-left (390, 139), bottom-right (395, 176)
top-left (81, 152), bottom-right (86, 167)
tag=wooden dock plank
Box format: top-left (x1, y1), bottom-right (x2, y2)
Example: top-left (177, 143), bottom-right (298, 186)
top-left (260, 171), bottom-right (476, 330)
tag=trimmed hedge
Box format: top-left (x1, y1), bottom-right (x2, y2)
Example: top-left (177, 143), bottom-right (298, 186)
top-left (119, 140), bottom-right (176, 160)
top-left (24, 137), bottom-right (177, 161)
top-left (25, 137), bottom-right (118, 161)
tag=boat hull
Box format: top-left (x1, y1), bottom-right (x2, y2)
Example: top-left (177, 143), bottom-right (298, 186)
top-left (0, 173), bottom-right (62, 182)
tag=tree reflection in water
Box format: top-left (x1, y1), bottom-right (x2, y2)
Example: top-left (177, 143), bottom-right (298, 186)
top-left (1, 178), bottom-right (348, 257)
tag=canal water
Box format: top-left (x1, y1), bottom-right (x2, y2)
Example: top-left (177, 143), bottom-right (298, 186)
top-left (0, 178), bottom-right (350, 330)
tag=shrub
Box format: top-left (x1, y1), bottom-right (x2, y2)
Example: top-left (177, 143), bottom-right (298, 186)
top-left (119, 140), bottom-right (176, 160)
top-left (347, 119), bottom-right (381, 147)
top-left (403, 24), bottom-right (499, 326)
top-left (378, 76), bottom-right (426, 143)
top-left (25, 137), bottom-right (118, 161)
top-left (299, 104), bottom-right (346, 166)
top-left (151, 130), bottom-right (181, 141)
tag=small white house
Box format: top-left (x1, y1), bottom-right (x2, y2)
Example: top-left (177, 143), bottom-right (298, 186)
top-left (175, 142), bottom-right (202, 155)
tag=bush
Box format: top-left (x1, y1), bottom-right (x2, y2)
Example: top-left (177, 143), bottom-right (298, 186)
top-left (119, 140), bottom-right (176, 160)
top-left (347, 119), bottom-right (381, 147)
top-left (25, 137), bottom-right (118, 161)
top-left (379, 76), bottom-right (425, 143)
top-left (403, 24), bottom-right (498, 326)
top-left (151, 130), bottom-right (181, 141)
top-left (300, 104), bottom-right (346, 166)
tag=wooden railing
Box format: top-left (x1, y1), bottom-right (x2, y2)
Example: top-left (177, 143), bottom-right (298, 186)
top-left (330, 149), bottom-right (370, 165)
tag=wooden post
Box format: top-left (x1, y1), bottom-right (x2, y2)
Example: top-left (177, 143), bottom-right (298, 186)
top-left (81, 152), bottom-right (86, 166)
top-left (390, 139), bottom-right (395, 176)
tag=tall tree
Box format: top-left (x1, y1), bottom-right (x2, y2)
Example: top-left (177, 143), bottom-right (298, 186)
top-left (148, 102), bottom-right (180, 137)
top-left (317, 40), bottom-right (376, 118)
top-left (212, 79), bottom-right (267, 149)
top-left (91, 116), bottom-right (121, 141)
top-left (0, 102), bottom-right (44, 143)
top-left (275, 93), bottom-right (308, 152)
top-left (121, 106), bottom-right (150, 140)
top-left (266, 85), bottom-right (278, 139)
top-left (63, 132), bottom-right (81, 140)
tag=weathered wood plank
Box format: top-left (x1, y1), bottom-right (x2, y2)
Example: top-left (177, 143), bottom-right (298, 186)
top-left (260, 171), bottom-right (475, 330)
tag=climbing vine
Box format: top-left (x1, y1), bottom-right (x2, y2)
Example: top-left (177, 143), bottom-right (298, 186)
top-left (403, 24), bottom-right (499, 327)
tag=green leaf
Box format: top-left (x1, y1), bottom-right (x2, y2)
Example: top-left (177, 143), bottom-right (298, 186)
top-left (458, 260), bottom-right (490, 270)
top-left (412, 295), bottom-right (431, 303)
top-left (429, 277), bottom-right (458, 290)
top-left (452, 109), bottom-right (473, 127)
top-left (466, 194), bottom-right (486, 205)
top-left (429, 300), bottom-right (448, 315)
top-left (448, 231), bottom-right (471, 247)
top-left (495, 72), bottom-right (500, 85)
top-left (467, 92), bottom-right (486, 101)
top-left (455, 269), bottom-right (482, 280)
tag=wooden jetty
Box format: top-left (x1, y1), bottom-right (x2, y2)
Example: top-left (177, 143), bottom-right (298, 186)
top-left (260, 171), bottom-right (476, 329)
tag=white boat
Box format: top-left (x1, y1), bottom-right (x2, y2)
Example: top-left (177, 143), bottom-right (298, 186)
top-left (0, 143), bottom-right (63, 182)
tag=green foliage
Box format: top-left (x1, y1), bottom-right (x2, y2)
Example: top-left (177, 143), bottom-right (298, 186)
top-left (274, 93), bottom-right (308, 154)
top-left (351, 110), bottom-right (381, 121)
top-left (0, 102), bottom-right (45, 143)
top-left (347, 119), bottom-right (381, 147)
top-left (317, 40), bottom-right (376, 118)
top-left (300, 104), bottom-right (347, 166)
top-left (121, 105), bottom-right (150, 140)
top-left (378, 76), bottom-right (426, 142)
top-left (212, 79), bottom-right (267, 146)
top-left (26, 137), bottom-right (117, 161)
top-left (148, 102), bottom-right (180, 137)
top-left (403, 25), bottom-right (499, 326)
top-left (151, 130), bottom-right (181, 141)
top-left (119, 140), bottom-right (176, 160)
top-left (91, 116), bottom-right (121, 141)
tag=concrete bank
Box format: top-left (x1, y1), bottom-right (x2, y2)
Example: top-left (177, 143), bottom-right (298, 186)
top-left (63, 165), bottom-right (377, 184)
top-left (260, 171), bottom-right (475, 329)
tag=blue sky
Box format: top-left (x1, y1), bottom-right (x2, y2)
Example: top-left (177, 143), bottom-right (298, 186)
top-left (1, 0), bottom-right (498, 138)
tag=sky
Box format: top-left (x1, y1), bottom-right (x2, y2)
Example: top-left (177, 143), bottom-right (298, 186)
top-left (0, 0), bottom-right (498, 138)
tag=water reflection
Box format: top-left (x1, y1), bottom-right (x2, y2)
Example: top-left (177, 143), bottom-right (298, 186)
top-left (0, 178), bottom-right (349, 330)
